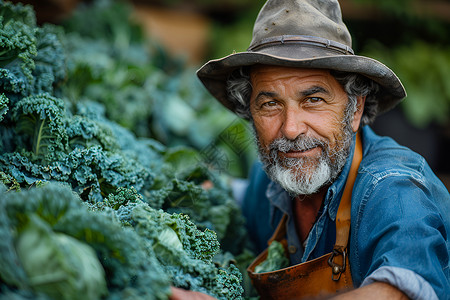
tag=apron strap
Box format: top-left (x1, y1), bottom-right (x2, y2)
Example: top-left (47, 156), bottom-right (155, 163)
top-left (268, 214), bottom-right (288, 244)
top-left (335, 131), bottom-right (363, 247)
top-left (329, 131), bottom-right (363, 280)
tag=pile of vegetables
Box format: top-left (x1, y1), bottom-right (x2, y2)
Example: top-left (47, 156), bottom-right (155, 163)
top-left (0, 0), bottom-right (255, 298)
top-left (0, 183), bottom-right (244, 299)
top-left (61, 0), bottom-right (256, 178)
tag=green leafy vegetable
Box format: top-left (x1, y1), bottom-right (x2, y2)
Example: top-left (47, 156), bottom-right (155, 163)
top-left (0, 182), bottom-right (172, 300)
top-left (0, 0), bottom-right (36, 95)
top-left (0, 1), bottom-right (253, 298)
top-left (13, 93), bottom-right (66, 157)
top-left (16, 214), bottom-right (107, 300)
top-left (0, 93), bottom-right (7, 122)
top-left (114, 201), bottom-right (244, 299)
top-left (254, 241), bottom-right (289, 273)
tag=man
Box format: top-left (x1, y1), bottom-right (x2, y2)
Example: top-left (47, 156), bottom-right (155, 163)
top-left (173, 0), bottom-right (450, 299)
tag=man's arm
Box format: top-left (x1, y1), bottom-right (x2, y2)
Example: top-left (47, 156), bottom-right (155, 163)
top-left (332, 282), bottom-right (409, 300)
top-left (169, 282), bottom-right (410, 300)
top-left (169, 287), bottom-right (217, 300)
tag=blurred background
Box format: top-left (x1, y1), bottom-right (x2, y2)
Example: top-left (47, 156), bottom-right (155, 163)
top-left (10, 0), bottom-right (450, 190)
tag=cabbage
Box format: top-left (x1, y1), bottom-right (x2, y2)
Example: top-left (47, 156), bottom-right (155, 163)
top-left (16, 214), bottom-right (108, 300)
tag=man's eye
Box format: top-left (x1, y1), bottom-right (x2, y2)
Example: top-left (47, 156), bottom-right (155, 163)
top-left (262, 101), bottom-right (278, 107)
top-left (306, 97), bottom-right (324, 103)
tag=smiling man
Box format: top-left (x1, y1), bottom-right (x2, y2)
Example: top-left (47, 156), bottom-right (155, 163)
top-left (194, 0), bottom-right (450, 299)
top-left (250, 66), bottom-right (359, 198)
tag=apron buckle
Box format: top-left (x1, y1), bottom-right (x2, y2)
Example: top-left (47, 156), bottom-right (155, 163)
top-left (327, 248), bottom-right (347, 281)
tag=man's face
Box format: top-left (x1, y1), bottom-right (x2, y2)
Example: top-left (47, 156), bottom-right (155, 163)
top-left (249, 65), bottom-right (363, 196)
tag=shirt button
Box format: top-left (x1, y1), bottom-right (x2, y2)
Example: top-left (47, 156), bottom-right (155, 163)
top-left (288, 245), bottom-right (297, 254)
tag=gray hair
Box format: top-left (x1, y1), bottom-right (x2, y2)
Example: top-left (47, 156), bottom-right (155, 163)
top-left (225, 67), bottom-right (380, 127)
top-left (331, 70), bottom-right (379, 126)
top-left (226, 67), bottom-right (252, 119)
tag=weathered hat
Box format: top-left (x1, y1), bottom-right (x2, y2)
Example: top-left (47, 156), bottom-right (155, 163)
top-left (197, 0), bottom-right (406, 117)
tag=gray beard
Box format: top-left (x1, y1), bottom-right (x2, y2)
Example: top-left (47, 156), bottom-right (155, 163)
top-left (255, 121), bottom-right (354, 197)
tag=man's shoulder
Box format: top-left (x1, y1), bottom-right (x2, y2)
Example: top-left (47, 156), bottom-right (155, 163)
top-left (359, 126), bottom-right (428, 180)
top-left (356, 126), bottom-right (450, 206)
top-left (355, 127), bottom-right (450, 213)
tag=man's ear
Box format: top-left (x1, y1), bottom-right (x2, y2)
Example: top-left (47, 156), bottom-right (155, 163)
top-left (351, 96), bottom-right (366, 132)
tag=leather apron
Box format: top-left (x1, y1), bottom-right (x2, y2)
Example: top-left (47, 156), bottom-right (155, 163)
top-left (247, 133), bottom-right (363, 300)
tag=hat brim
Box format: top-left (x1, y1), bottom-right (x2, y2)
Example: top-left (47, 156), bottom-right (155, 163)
top-left (197, 46), bottom-right (406, 118)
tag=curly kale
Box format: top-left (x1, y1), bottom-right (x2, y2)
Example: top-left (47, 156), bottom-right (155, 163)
top-left (0, 143), bottom-right (151, 202)
top-left (0, 93), bottom-right (7, 122)
top-left (12, 93), bottom-right (67, 158)
top-left (0, 171), bottom-right (20, 192)
top-left (254, 241), bottom-right (289, 273)
top-left (0, 182), bottom-right (171, 300)
top-left (0, 1), bottom-right (252, 297)
top-left (0, 0), bottom-right (250, 255)
top-left (62, 0), bottom-right (145, 48)
top-left (0, 1), bottom-right (69, 156)
top-left (0, 182), bottom-right (244, 300)
top-left (88, 186), bottom-right (142, 213)
top-left (60, 0), bottom-right (155, 134)
top-left (115, 201), bottom-right (244, 299)
top-left (148, 176), bottom-right (247, 254)
top-left (32, 24), bottom-right (66, 95)
top-left (62, 33), bottom-right (156, 134)
top-left (0, 1), bottom-right (66, 98)
top-left (2, 69), bottom-right (152, 202)
top-left (65, 115), bottom-right (119, 152)
top-left (0, 0), bottom-right (37, 96)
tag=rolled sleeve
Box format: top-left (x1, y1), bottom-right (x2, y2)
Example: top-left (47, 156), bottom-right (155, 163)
top-left (361, 266), bottom-right (438, 300)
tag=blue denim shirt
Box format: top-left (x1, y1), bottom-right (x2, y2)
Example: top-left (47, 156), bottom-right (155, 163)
top-left (242, 126), bottom-right (450, 299)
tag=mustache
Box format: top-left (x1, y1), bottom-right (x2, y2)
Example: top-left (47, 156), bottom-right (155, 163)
top-left (268, 135), bottom-right (327, 153)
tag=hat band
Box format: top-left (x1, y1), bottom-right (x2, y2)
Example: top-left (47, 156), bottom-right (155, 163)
top-left (248, 35), bottom-right (354, 55)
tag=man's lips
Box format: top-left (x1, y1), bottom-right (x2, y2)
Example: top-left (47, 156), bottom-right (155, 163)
top-left (278, 146), bottom-right (321, 158)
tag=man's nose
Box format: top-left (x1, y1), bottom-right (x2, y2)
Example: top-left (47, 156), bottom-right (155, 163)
top-left (280, 108), bottom-right (307, 140)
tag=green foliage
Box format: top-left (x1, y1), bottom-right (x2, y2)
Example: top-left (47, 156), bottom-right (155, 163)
top-left (0, 1), bottom-right (251, 298)
top-left (60, 0), bottom-right (256, 177)
top-left (209, 9), bottom-right (258, 60)
top-left (0, 93), bottom-right (7, 122)
top-left (63, 0), bottom-right (145, 49)
top-left (254, 241), bottom-right (289, 274)
top-left (32, 24), bottom-right (66, 95)
top-left (113, 201), bottom-right (243, 299)
top-left (0, 0), bottom-right (36, 95)
top-left (0, 141), bottom-right (151, 202)
top-left (16, 215), bottom-right (108, 300)
top-left (0, 183), bottom-right (172, 300)
top-left (352, 0), bottom-right (414, 16)
top-left (13, 93), bottom-right (67, 157)
top-left (362, 41), bottom-right (450, 127)
top-left (0, 171), bottom-right (20, 191)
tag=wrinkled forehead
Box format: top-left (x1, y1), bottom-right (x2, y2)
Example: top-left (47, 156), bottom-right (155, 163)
top-left (249, 64), bottom-right (345, 95)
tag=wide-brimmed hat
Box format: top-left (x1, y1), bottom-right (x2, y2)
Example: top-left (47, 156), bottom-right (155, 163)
top-left (197, 0), bottom-right (406, 117)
